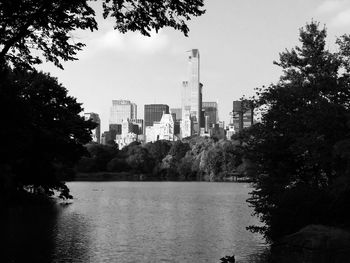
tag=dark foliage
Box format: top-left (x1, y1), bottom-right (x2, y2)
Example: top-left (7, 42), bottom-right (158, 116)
top-left (243, 21), bottom-right (350, 241)
top-left (86, 143), bottom-right (119, 171)
top-left (168, 140), bottom-right (191, 160)
top-left (144, 140), bottom-right (172, 162)
top-left (107, 157), bottom-right (130, 172)
top-left (220, 255), bottom-right (235, 263)
top-left (0, 67), bottom-right (96, 201)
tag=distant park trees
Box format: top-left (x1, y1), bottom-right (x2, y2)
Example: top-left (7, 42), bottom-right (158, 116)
top-left (75, 137), bottom-right (253, 182)
top-left (242, 21), bottom-right (350, 241)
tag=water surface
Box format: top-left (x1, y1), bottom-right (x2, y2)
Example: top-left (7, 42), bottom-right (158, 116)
top-left (4, 182), bottom-right (266, 262)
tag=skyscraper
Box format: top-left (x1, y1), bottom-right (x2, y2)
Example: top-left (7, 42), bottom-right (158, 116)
top-left (181, 49), bottom-right (202, 134)
top-left (231, 100), bottom-right (254, 133)
top-left (170, 108), bottom-right (182, 121)
top-left (144, 104), bottom-right (169, 128)
top-left (202, 101), bottom-right (218, 128)
top-left (109, 100), bottom-right (137, 124)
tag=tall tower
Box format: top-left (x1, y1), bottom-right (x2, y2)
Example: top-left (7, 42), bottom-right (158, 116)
top-left (181, 49), bottom-right (202, 135)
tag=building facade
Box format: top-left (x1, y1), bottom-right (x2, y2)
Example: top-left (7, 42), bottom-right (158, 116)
top-left (115, 133), bottom-right (138, 149)
top-left (202, 101), bottom-right (218, 128)
top-left (145, 114), bottom-right (175, 142)
top-left (130, 119), bottom-right (144, 135)
top-left (170, 108), bottom-right (182, 121)
top-left (231, 100), bottom-right (254, 133)
top-left (226, 124), bottom-right (235, 140)
top-left (113, 119), bottom-right (140, 149)
top-left (181, 49), bottom-right (203, 134)
top-left (109, 100), bottom-right (137, 124)
top-left (145, 123), bottom-right (161, 143)
top-left (109, 124), bottom-right (122, 135)
top-left (159, 114), bottom-right (174, 141)
top-left (181, 112), bottom-right (192, 138)
top-left (122, 119), bottom-right (134, 135)
top-left (144, 104), bottom-right (169, 128)
top-left (84, 112), bottom-right (101, 143)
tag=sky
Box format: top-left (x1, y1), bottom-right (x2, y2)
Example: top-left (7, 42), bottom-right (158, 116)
top-left (38, 0), bottom-right (350, 132)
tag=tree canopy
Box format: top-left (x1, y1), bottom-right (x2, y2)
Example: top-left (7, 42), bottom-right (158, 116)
top-left (243, 21), bottom-right (350, 241)
top-left (0, 0), bottom-right (205, 69)
top-left (0, 68), bottom-right (96, 200)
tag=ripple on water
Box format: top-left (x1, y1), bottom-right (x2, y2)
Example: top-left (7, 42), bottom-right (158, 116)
top-left (5, 182), bottom-right (266, 263)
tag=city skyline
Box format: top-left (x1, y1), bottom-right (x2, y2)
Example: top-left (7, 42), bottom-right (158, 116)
top-left (36, 0), bottom-right (350, 132)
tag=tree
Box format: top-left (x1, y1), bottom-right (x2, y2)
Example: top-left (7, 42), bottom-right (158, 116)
top-left (244, 21), bottom-right (350, 241)
top-left (0, 0), bottom-right (205, 69)
top-left (0, 68), bottom-right (96, 200)
top-left (177, 154), bottom-right (196, 181)
top-left (106, 157), bottom-right (130, 172)
top-left (204, 145), bottom-right (224, 181)
top-left (168, 140), bottom-right (190, 161)
top-left (126, 145), bottom-right (154, 173)
top-left (144, 140), bottom-right (172, 162)
top-left (85, 143), bottom-right (119, 171)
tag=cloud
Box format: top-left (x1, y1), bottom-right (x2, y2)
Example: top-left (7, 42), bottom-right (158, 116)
top-left (129, 32), bottom-right (169, 53)
top-left (330, 8), bottom-right (350, 27)
top-left (316, 0), bottom-right (346, 14)
top-left (90, 29), bottom-right (169, 55)
top-left (96, 30), bottom-right (126, 49)
top-left (314, 1), bottom-right (350, 28)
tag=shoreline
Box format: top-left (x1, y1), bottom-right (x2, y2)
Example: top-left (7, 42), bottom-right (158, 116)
top-left (70, 172), bottom-right (253, 183)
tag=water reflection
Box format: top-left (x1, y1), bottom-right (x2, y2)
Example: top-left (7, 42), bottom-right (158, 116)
top-left (3, 204), bottom-right (58, 263)
top-left (3, 182), bottom-right (267, 263)
top-left (52, 210), bottom-right (92, 263)
top-left (2, 204), bottom-right (91, 263)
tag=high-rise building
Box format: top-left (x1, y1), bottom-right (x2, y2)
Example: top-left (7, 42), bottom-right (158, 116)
top-left (202, 101), bottom-right (218, 128)
top-left (84, 112), bottom-right (101, 143)
top-left (144, 104), bottom-right (169, 128)
top-left (122, 119), bottom-right (134, 135)
top-left (231, 100), bottom-right (254, 133)
top-left (130, 119), bottom-right (144, 135)
top-left (181, 114), bottom-right (192, 138)
top-left (181, 49), bottom-right (203, 134)
top-left (170, 108), bottom-right (182, 121)
top-left (131, 102), bottom-right (137, 120)
top-left (109, 124), bottom-right (122, 135)
top-left (109, 100), bottom-right (137, 124)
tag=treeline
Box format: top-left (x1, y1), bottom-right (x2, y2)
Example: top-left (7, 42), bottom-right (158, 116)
top-left (75, 137), bottom-right (255, 181)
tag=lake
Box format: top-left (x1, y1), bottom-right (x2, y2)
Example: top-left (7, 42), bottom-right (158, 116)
top-left (3, 182), bottom-right (266, 262)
